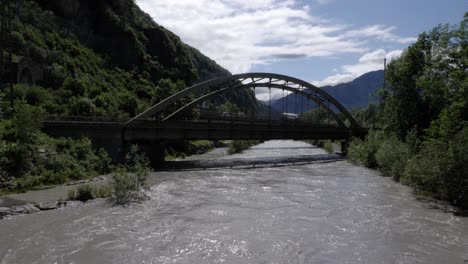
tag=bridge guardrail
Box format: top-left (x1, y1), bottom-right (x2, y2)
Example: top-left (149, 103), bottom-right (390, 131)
top-left (45, 116), bottom-right (129, 123)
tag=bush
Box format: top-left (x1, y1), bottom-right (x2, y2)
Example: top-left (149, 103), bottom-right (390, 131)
top-left (74, 184), bottom-right (95, 202)
top-left (375, 135), bottom-right (410, 181)
top-left (447, 128), bottom-right (468, 208)
top-left (110, 145), bottom-right (150, 205)
top-left (323, 140), bottom-right (334, 154)
top-left (403, 140), bottom-right (450, 196)
top-left (12, 101), bottom-right (44, 144)
top-left (403, 128), bottom-right (468, 208)
top-left (348, 130), bottom-right (384, 168)
top-left (62, 77), bottom-right (86, 97)
top-left (67, 184), bottom-right (112, 202)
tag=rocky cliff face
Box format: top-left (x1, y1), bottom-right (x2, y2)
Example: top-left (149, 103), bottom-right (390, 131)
top-left (35, 0), bottom-right (223, 84)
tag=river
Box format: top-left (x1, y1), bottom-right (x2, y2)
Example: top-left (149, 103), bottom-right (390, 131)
top-left (1, 140), bottom-right (467, 263)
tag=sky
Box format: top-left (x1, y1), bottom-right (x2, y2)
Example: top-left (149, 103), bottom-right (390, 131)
top-left (136, 0), bottom-right (466, 100)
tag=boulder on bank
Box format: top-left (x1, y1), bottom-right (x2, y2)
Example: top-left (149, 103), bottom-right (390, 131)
top-left (38, 201), bottom-right (59, 210)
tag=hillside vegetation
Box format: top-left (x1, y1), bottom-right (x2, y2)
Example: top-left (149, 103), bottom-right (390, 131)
top-left (6, 0), bottom-right (258, 118)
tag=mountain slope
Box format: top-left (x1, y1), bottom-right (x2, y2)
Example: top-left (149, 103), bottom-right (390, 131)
top-left (271, 70), bottom-right (384, 113)
top-left (8, 0), bottom-right (259, 118)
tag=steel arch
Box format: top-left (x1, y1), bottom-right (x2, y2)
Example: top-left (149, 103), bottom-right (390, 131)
top-left (125, 73), bottom-right (361, 128)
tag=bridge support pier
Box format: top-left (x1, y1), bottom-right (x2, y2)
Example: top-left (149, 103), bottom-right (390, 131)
top-left (123, 140), bottom-right (166, 168)
top-left (341, 140), bottom-right (349, 156)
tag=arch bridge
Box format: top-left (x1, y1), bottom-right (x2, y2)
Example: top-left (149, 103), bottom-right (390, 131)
top-left (43, 73), bottom-right (367, 163)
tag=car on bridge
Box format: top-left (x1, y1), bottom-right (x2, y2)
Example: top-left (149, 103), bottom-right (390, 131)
top-left (281, 113), bottom-right (299, 120)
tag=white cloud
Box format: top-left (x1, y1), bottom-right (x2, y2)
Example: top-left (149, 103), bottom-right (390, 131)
top-left (255, 87), bottom-right (292, 101)
top-left (136, 0), bottom-right (413, 74)
top-left (315, 0), bottom-right (335, 5)
top-left (312, 49), bottom-right (403, 86)
top-left (312, 73), bottom-right (356, 87)
top-left (344, 25), bottom-right (417, 44)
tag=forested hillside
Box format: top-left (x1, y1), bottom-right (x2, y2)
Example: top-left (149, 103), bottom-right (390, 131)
top-left (4, 0), bottom-right (258, 118)
top-left (0, 0), bottom-right (259, 193)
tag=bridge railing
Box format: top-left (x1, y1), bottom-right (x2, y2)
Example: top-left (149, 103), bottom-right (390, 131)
top-left (197, 110), bottom-right (337, 126)
top-left (45, 116), bottom-right (129, 123)
top-left (44, 115), bottom-right (343, 130)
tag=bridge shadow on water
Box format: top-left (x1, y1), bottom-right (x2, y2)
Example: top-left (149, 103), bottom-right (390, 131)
top-left (158, 153), bottom-right (345, 171)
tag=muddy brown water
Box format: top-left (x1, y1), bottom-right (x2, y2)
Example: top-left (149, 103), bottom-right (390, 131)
top-left (1, 140), bottom-right (467, 263)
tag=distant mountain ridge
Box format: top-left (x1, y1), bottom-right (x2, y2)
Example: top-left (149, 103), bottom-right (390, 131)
top-left (271, 70), bottom-right (384, 113)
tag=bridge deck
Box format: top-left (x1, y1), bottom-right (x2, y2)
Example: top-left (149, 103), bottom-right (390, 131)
top-left (43, 119), bottom-right (356, 141)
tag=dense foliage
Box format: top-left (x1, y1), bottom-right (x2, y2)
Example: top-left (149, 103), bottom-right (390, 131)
top-left (349, 15), bottom-right (468, 209)
top-left (0, 101), bottom-right (112, 193)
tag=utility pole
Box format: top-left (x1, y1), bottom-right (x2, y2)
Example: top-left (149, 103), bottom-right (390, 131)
top-left (372, 58), bottom-right (387, 130)
top-left (383, 58), bottom-right (387, 90)
top-left (373, 57), bottom-right (387, 130)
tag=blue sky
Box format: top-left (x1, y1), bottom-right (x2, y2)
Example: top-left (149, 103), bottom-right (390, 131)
top-left (136, 0), bottom-right (466, 100)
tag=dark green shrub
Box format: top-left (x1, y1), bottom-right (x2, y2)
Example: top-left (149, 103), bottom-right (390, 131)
top-left (14, 84), bottom-right (52, 106)
top-left (403, 128), bottom-right (468, 208)
top-left (12, 101), bottom-right (44, 144)
top-left (348, 131), bottom-right (384, 168)
top-left (74, 184), bottom-right (95, 202)
top-left (62, 78), bottom-right (86, 97)
top-left (68, 97), bottom-right (97, 116)
top-left (15, 174), bottom-right (44, 192)
top-left (118, 92), bottom-right (139, 117)
top-left (324, 140), bottom-right (334, 154)
top-left (93, 149), bottom-right (113, 174)
top-left (110, 145), bottom-right (150, 205)
top-left (42, 170), bottom-right (67, 185)
top-left (375, 135), bottom-right (410, 181)
top-left (447, 128), bottom-right (468, 208)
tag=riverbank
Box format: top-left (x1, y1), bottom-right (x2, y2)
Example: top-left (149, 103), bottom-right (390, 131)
top-left (347, 130), bottom-right (468, 210)
top-left (0, 175), bottom-right (110, 219)
top-left (0, 144), bottom-right (231, 219)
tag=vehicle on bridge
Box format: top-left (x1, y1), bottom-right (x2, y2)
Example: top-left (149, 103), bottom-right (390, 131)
top-left (281, 113), bottom-right (299, 120)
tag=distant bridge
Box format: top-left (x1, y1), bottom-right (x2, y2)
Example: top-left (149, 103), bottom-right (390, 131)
top-left (42, 73), bottom-right (366, 164)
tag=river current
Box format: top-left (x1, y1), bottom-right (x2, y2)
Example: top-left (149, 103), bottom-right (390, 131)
top-left (1, 140), bottom-right (467, 263)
